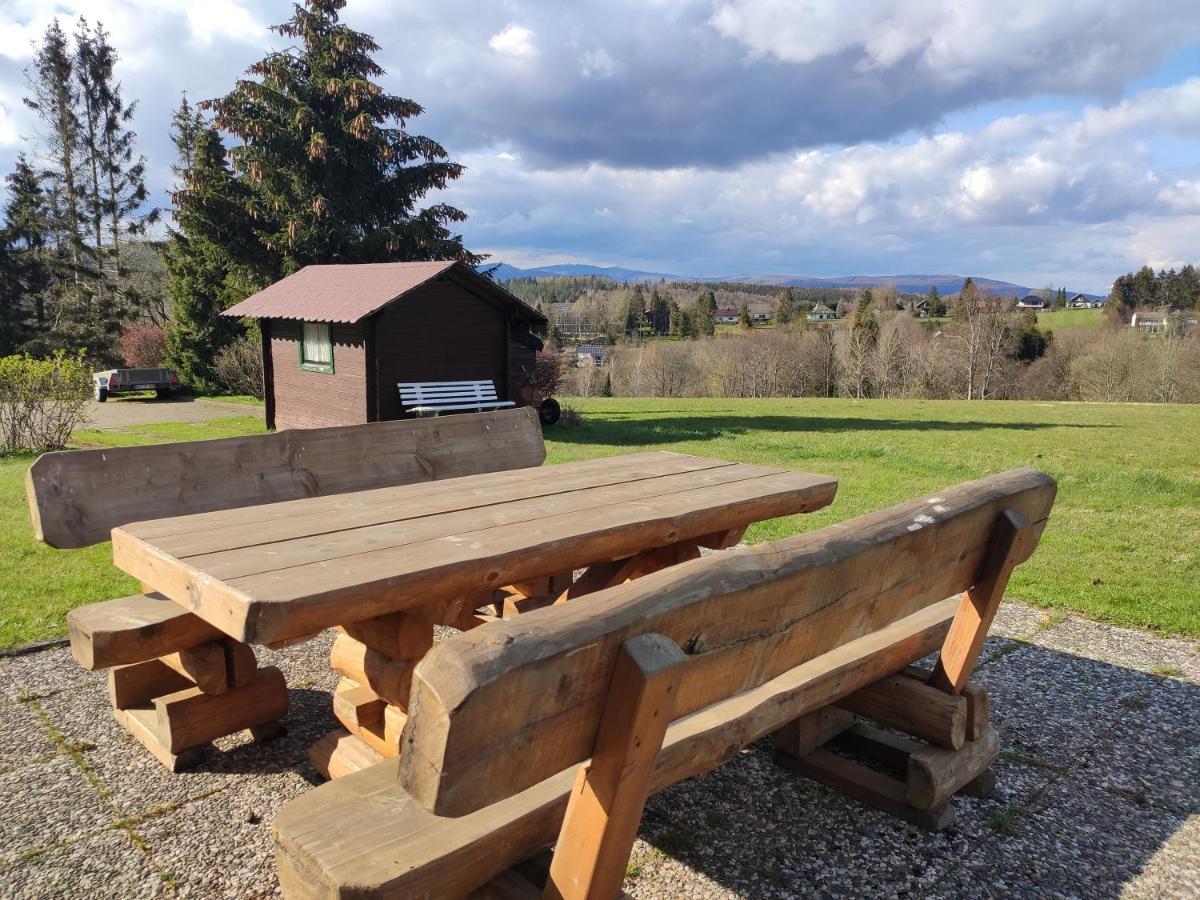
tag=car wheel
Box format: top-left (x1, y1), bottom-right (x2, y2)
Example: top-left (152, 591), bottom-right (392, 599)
top-left (156, 388), bottom-right (170, 400)
top-left (538, 397), bottom-right (561, 426)
top-left (95, 387), bottom-right (108, 402)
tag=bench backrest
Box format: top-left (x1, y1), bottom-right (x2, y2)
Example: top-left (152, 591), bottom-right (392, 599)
top-left (26, 406), bottom-right (545, 549)
top-left (398, 380), bottom-right (501, 409)
top-left (401, 467), bottom-right (1056, 817)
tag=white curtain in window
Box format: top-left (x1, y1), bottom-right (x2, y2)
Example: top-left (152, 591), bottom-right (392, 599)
top-left (302, 322), bottom-right (331, 364)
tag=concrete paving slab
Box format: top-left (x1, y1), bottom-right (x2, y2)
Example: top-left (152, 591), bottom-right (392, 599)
top-left (0, 827), bottom-right (167, 900)
top-left (0, 756), bottom-right (114, 867)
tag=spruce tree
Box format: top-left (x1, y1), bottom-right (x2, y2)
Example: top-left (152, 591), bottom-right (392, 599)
top-left (80, 20), bottom-right (154, 282)
top-left (24, 21), bottom-right (86, 273)
top-left (164, 112), bottom-right (259, 392)
top-left (205, 0), bottom-right (476, 278)
top-left (692, 290), bottom-right (716, 336)
top-left (775, 287), bottom-right (795, 325)
top-left (1, 156), bottom-right (53, 347)
top-left (738, 305), bottom-right (752, 330)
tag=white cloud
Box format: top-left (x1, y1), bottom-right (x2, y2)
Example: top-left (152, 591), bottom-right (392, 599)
top-left (709, 0), bottom-right (1200, 93)
top-left (443, 80), bottom-right (1200, 290)
top-left (488, 24), bottom-right (537, 58)
top-left (579, 46), bottom-right (617, 79)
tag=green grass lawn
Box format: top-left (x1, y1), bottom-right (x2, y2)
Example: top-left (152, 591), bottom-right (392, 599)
top-left (1038, 307), bottom-right (1103, 329)
top-left (0, 415), bottom-right (265, 647)
top-left (544, 398), bottom-right (1199, 637)
top-left (1, 398), bottom-right (1195, 647)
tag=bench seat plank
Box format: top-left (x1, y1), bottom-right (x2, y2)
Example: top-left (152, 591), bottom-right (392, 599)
top-left (68, 593), bottom-right (225, 670)
top-left (274, 597), bottom-right (958, 899)
top-left (410, 401), bottom-right (516, 412)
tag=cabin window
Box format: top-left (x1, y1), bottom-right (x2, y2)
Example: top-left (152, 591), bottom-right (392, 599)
top-left (299, 321), bottom-right (334, 373)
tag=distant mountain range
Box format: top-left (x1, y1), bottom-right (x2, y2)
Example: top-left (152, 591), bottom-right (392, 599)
top-left (486, 262), bottom-right (1102, 300)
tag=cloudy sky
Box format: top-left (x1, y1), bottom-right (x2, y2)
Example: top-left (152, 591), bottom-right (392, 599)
top-left (2, 0), bottom-right (1199, 292)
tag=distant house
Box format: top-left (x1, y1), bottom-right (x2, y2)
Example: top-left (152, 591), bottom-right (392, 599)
top-left (222, 261), bottom-right (546, 431)
top-left (1016, 297), bottom-right (1048, 311)
top-left (575, 343), bottom-right (605, 367)
top-left (1131, 308), bottom-right (1199, 333)
top-left (713, 308), bottom-right (741, 325)
top-left (911, 298), bottom-right (931, 318)
top-left (808, 303), bottom-right (838, 321)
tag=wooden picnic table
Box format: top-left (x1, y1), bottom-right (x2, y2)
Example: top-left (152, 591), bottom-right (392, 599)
top-left (111, 451), bottom-right (837, 646)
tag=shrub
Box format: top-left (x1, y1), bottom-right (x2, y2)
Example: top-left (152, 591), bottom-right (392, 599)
top-left (0, 352), bottom-right (92, 452)
top-left (532, 348), bottom-right (566, 400)
top-left (558, 404), bottom-right (584, 427)
top-left (212, 334), bottom-right (265, 399)
top-left (120, 323), bottom-right (167, 368)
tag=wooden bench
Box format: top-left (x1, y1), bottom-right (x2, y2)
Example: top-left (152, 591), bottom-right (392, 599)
top-left (27, 408), bottom-right (546, 769)
top-left (274, 467), bottom-right (1056, 898)
top-left (398, 380), bottom-right (516, 415)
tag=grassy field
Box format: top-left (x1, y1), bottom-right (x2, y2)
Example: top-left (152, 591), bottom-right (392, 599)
top-left (1, 398), bottom-right (1195, 647)
top-left (1038, 307), bottom-right (1104, 329)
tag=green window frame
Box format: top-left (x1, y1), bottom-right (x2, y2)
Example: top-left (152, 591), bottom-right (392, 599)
top-left (299, 321), bottom-right (334, 373)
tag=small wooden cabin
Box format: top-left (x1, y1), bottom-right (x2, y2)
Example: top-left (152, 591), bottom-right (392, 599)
top-left (223, 261), bottom-right (546, 431)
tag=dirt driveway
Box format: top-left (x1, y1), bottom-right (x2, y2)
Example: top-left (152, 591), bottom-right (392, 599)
top-left (82, 396), bottom-right (262, 430)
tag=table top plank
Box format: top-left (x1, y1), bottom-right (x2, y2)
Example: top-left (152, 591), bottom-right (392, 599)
top-left (179, 462), bottom-right (789, 581)
top-left (137, 452), bottom-right (734, 557)
top-left (111, 455), bottom-right (837, 645)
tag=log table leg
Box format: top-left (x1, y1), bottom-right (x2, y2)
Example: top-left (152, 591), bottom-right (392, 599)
top-left (106, 641), bottom-right (288, 771)
top-left (312, 610), bottom-right (437, 779)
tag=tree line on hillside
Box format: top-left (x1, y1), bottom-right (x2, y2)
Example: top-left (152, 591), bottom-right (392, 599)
top-left (1, 0), bottom-right (475, 392)
top-left (1104, 265), bottom-right (1200, 322)
top-left (562, 280), bottom-right (1200, 403)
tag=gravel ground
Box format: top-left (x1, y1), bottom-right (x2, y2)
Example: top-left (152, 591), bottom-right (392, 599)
top-left (0, 602), bottom-right (1195, 899)
top-left (81, 396), bottom-right (262, 430)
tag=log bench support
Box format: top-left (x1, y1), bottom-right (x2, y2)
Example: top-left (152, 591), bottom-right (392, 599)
top-left (773, 673), bottom-right (999, 832)
top-left (69, 594), bottom-right (289, 771)
top-left (772, 508), bottom-right (1032, 830)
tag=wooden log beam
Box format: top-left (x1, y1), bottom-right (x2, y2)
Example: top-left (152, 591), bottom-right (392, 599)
top-left (67, 593), bottom-right (223, 671)
top-left (222, 639), bottom-right (258, 688)
top-left (108, 659), bottom-right (192, 710)
top-left (907, 724), bottom-right (1001, 810)
top-left (904, 665), bottom-right (990, 741)
top-left (772, 706), bottom-right (857, 759)
top-left (332, 678), bottom-right (408, 758)
top-left (555, 541), bottom-right (702, 606)
top-left (930, 509), bottom-right (1038, 693)
top-left (835, 669), bottom-right (967, 750)
top-left (330, 634), bottom-right (416, 707)
top-left (309, 729), bottom-right (385, 781)
top-left (332, 678), bottom-right (387, 730)
top-left (154, 666), bottom-right (288, 753)
top-left (159, 642), bottom-right (228, 696)
top-left (545, 634), bottom-right (686, 900)
top-left (337, 612), bottom-right (433, 662)
top-left (112, 706), bottom-right (208, 772)
top-left (777, 747), bottom-right (955, 832)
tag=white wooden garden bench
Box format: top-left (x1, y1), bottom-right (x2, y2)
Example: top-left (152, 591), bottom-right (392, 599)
top-left (398, 379), bottom-right (516, 415)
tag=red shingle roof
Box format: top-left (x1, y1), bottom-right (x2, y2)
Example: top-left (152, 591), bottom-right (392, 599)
top-left (222, 261), bottom-right (463, 323)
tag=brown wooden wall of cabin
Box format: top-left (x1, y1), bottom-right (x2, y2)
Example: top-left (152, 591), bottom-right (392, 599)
top-left (267, 319), bottom-right (368, 430)
top-left (370, 280), bottom-right (510, 421)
